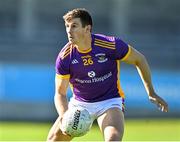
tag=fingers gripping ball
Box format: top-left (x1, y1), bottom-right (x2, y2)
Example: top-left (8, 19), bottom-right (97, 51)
top-left (61, 108), bottom-right (93, 137)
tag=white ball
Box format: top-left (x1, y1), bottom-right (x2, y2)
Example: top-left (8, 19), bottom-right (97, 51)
top-left (61, 108), bottom-right (93, 137)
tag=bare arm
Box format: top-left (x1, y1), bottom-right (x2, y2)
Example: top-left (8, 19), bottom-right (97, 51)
top-left (122, 45), bottom-right (168, 112)
top-left (54, 75), bottom-right (69, 118)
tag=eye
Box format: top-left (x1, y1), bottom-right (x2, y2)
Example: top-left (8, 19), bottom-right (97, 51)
top-left (72, 24), bottom-right (77, 28)
top-left (65, 24), bottom-right (69, 28)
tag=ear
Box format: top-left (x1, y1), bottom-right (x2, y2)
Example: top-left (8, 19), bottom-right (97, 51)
top-left (85, 25), bottom-right (91, 33)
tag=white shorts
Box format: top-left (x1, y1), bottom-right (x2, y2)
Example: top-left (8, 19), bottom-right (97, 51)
top-left (68, 97), bottom-right (124, 121)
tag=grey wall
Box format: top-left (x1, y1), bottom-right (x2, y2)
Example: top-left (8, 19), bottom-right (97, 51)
top-left (0, 0), bottom-right (180, 121)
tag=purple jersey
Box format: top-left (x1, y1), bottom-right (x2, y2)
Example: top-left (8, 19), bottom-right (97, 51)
top-left (55, 34), bottom-right (131, 102)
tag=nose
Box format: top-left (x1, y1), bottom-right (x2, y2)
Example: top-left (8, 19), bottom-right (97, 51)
top-left (66, 27), bottom-right (72, 34)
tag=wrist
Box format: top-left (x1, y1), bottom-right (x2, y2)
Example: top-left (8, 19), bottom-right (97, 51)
top-left (147, 88), bottom-right (156, 97)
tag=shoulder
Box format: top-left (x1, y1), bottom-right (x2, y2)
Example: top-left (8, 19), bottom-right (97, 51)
top-left (93, 34), bottom-right (116, 50)
top-left (93, 33), bottom-right (116, 43)
top-left (58, 42), bottom-right (74, 60)
top-left (55, 43), bottom-right (72, 74)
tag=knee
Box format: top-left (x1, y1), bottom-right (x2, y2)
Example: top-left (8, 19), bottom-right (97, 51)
top-left (104, 129), bottom-right (123, 141)
top-left (105, 133), bottom-right (123, 141)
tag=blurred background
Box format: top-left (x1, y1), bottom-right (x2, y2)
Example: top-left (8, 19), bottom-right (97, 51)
top-left (0, 0), bottom-right (180, 123)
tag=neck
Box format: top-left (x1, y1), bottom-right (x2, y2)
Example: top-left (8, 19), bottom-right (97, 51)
top-left (75, 34), bottom-right (92, 52)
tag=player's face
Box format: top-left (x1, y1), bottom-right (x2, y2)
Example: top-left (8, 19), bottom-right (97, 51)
top-left (65, 18), bottom-right (88, 44)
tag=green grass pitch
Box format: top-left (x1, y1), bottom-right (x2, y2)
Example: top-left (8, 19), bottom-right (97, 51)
top-left (0, 119), bottom-right (180, 141)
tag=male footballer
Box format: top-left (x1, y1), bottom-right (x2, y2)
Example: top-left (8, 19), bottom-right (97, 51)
top-left (47, 8), bottom-right (168, 141)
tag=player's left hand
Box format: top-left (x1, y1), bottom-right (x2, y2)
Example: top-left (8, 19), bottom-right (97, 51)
top-left (148, 92), bottom-right (168, 112)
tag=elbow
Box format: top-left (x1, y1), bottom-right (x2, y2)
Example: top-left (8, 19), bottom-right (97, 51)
top-left (54, 92), bottom-right (66, 101)
top-left (54, 93), bottom-right (58, 104)
top-left (54, 93), bottom-right (61, 103)
top-left (135, 53), bottom-right (146, 66)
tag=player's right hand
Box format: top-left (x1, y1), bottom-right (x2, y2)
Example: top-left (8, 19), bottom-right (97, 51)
top-left (59, 116), bottom-right (72, 137)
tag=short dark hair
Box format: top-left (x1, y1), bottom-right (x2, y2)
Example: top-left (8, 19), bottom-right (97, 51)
top-left (63, 8), bottom-right (93, 28)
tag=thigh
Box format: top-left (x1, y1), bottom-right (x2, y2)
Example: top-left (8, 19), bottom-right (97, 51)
top-left (97, 107), bottom-right (124, 141)
top-left (47, 117), bottom-right (72, 141)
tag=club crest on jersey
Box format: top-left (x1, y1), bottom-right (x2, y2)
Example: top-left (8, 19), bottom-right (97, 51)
top-left (95, 53), bottom-right (108, 63)
top-left (88, 71), bottom-right (96, 78)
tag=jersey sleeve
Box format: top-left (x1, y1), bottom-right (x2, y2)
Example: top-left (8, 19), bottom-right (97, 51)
top-left (114, 37), bottom-right (131, 60)
top-left (55, 53), bottom-right (70, 79)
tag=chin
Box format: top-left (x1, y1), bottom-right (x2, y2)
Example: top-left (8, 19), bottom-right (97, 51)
top-left (69, 41), bottom-right (75, 44)
top-left (68, 39), bottom-right (73, 43)
top-left (69, 40), bottom-right (77, 45)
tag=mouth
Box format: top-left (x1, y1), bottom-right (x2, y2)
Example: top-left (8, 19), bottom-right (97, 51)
top-left (68, 37), bottom-right (73, 41)
top-left (68, 36), bottom-right (74, 43)
top-left (68, 35), bottom-right (73, 39)
top-left (68, 35), bottom-right (74, 41)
